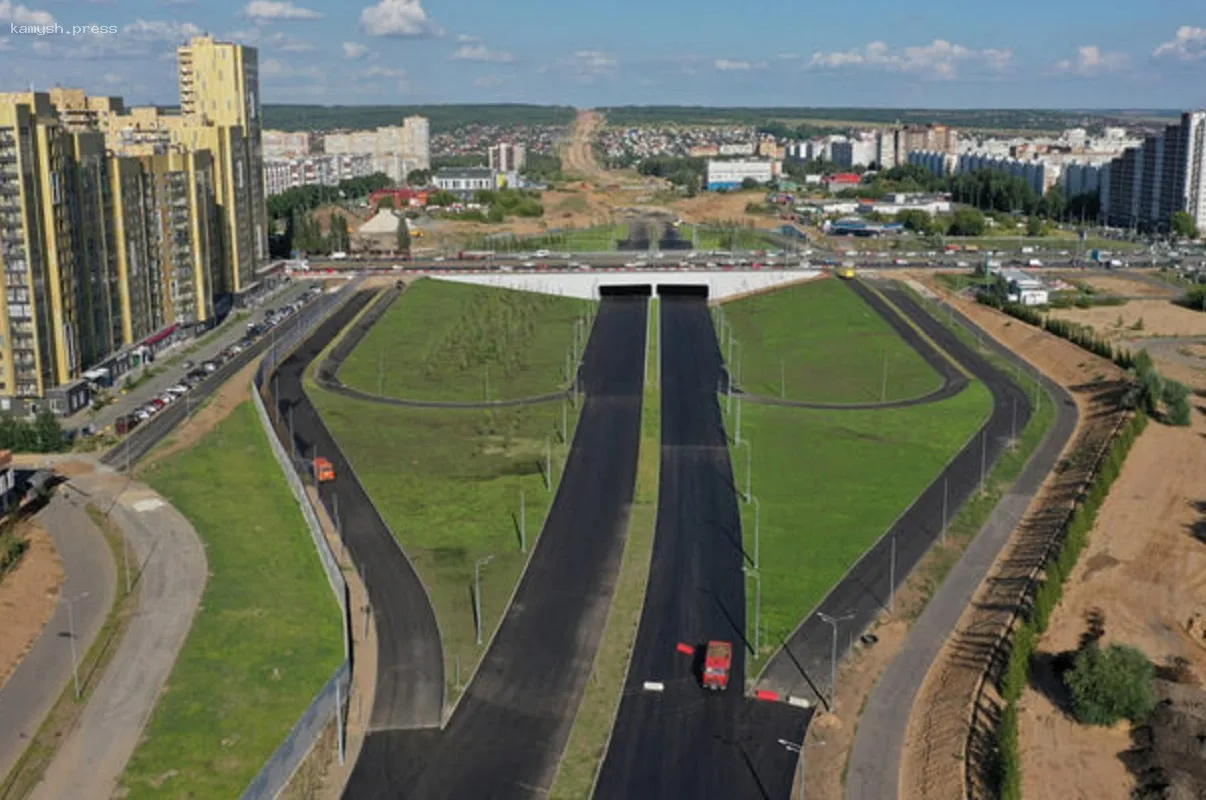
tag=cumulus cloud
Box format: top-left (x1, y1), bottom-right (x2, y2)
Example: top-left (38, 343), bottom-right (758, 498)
top-left (360, 0), bottom-right (441, 38)
top-left (1153, 25), bottom-right (1206, 61)
top-left (451, 43), bottom-right (514, 63)
top-left (244, 1), bottom-right (321, 20)
top-left (806, 39), bottom-right (1012, 79)
top-left (1053, 45), bottom-right (1129, 75)
top-left (343, 41), bottom-right (368, 59)
top-left (713, 58), bottom-right (768, 71)
top-left (30, 18), bottom-right (203, 59)
top-left (456, 33), bottom-right (480, 43)
top-left (550, 50), bottom-right (617, 80)
top-left (226, 27), bottom-right (315, 51)
top-left (0, 1), bottom-right (54, 25)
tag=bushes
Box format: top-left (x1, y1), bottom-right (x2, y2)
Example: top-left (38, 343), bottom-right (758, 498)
top-left (0, 527), bottom-right (28, 577)
top-left (1065, 643), bottom-right (1156, 726)
top-left (0, 410), bottom-right (67, 453)
top-left (991, 411), bottom-right (1147, 795)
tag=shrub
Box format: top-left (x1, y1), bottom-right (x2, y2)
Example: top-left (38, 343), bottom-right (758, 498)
top-left (1065, 643), bottom-right (1156, 726)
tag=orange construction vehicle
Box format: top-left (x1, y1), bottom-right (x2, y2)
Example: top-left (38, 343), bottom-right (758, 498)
top-left (701, 641), bottom-right (732, 691)
top-left (314, 457), bottom-right (336, 483)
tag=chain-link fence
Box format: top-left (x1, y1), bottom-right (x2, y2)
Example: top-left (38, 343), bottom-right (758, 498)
top-left (241, 276), bottom-right (366, 800)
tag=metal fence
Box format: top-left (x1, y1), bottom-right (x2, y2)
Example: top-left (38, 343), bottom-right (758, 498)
top-left (240, 276), bottom-right (366, 800)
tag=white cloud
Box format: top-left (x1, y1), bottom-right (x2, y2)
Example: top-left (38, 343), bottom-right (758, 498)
top-left (359, 64), bottom-right (409, 91)
top-left (1153, 25), bottom-right (1206, 61)
top-left (343, 41), bottom-right (368, 59)
top-left (1053, 45), bottom-right (1129, 75)
top-left (713, 58), bottom-right (768, 71)
top-left (244, 1), bottom-right (322, 21)
top-left (225, 27), bottom-right (315, 52)
top-left (260, 57), bottom-right (323, 80)
top-left (360, 0), bottom-right (441, 38)
top-left (123, 19), bottom-right (203, 41)
top-left (0, 1), bottom-right (54, 25)
top-left (543, 50), bottom-right (616, 81)
top-left (451, 43), bottom-right (514, 63)
top-left (102, 72), bottom-right (123, 84)
top-left (28, 18), bottom-right (201, 59)
top-left (806, 39), bottom-right (1013, 79)
top-left (456, 33), bottom-right (480, 43)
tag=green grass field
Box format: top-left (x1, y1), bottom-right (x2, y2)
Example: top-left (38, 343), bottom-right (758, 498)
top-left (727, 384), bottom-right (992, 669)
top-left (718, 278), bottom-right (945, 404)
top-left (310, 389), bottom-right (576, 702)
top-left (464, 225), bottom-right (630, 253)
top-left (120, 402), bottom-right (342, 799)
top-left (678, 224), bottom-right (775, 252)
top-left (338, 279), bottom-right (590, 401)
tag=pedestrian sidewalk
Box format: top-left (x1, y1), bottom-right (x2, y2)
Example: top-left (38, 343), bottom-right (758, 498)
top-left (0, 491), bottom-right (115, 782)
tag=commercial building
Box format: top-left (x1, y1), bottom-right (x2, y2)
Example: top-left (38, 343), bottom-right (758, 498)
top-left (1101, 111), bottom-right (1206, 233)
top-left (433, 167), bottom-right (499, 196)
top-left (706, 159), bottom-right (777, 190)
top-left (263, 153), bottom-right (374, 196)
top-left (488, 142), bottom-right (526, 173)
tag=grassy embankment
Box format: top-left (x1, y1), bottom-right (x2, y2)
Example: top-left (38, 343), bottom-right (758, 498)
top-left (310, 278), bottom-right (592, 701)
top-left (461, 224), bottom-right (630, 254)
top-left (715, 278), bottom-right (993, 670)
top-left (548, 298), bottom-right (660, 799)
top-left (677, 224), bottom-right (775, 252)
top-left (119, 403), bottom-right (343, 799)
top-left (338, 279), bottom-right (590, 401)
top-left (719, 278), bottom-right (945, 404)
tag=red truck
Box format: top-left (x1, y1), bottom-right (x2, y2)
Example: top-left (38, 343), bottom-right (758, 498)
top-left (702, 641), bottom-right (732, 691)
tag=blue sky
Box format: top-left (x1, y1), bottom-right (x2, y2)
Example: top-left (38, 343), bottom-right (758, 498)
top-left (0, 0), bottom-right (1203, 109)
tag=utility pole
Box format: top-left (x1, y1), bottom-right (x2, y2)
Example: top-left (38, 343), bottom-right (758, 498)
top-left (751, 494), bottom-right (761, 571)
top-left (735, 394), bottom-right (743, 445)
top-left (817, 611), bottom-right (856, 714)
top-left (740, 439), bottom-right (752, 501)
top-left (473, 555), bottom-right (494, 646)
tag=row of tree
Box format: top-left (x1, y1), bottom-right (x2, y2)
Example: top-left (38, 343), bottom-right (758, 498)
top-left (0, 411), bottom-right (66, 453)
top-left (266, 173), bottom-right (392, 220)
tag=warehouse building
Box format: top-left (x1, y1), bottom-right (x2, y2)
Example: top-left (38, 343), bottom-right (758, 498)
top-left (706, 159), bottom-right (777, 190)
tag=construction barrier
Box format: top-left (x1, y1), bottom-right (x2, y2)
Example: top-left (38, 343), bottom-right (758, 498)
top-left (642, 682), bottom-right (665, 692)
top-left (755, 689), bottom-right (780, 702)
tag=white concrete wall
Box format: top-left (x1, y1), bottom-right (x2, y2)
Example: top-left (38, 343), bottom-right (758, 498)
top-left (427, 269), bottom-right (823, 300)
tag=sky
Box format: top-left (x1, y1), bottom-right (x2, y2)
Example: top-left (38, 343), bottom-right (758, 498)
top-left (0, 0), bottom-right (1203, 109)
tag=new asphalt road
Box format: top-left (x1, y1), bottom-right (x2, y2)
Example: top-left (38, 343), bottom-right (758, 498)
top-left (271, 289), bottom-right (447, 731)
top-left (595, 290), bottom-right (810, 800)
top-left (342, 292), bottom-right (646, 799)
top-left (756, 280), bottom-right (1034, 705)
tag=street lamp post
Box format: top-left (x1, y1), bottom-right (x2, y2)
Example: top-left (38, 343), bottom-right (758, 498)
top-left (739, 439), bottom-right (752, 501)
top-left (474, 555), bottom-right (495, 646)
top-left (750, 494), bottom-right (761, 571)
top-left (817, 610), bottom-right (856, 713)
top-left (744, 567), bottom-right (761, 656)
top-left (65, 591), bottom-right (90, 699)
top-left (735, 394), bottom-right (743, 445)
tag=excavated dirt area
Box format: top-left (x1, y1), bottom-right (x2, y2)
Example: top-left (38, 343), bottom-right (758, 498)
top-left (0, 521), bottom-right (63, 689)
top-left (1048, 299), bottom-right (1206, 341)
top-left (898, 277), bottom-right (1129, 800)
top-left (1057, 274), bottom-right (1179, 299)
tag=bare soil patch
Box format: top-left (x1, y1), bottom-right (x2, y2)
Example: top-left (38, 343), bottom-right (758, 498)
top-left (1066, 274), bottom-right (1178, 299)
top-left (1048, 300), bottom-right (1206, 341)
top-left (0, 522), bottom-right (62, 689)
top-left (1017, 408), bottom-right (1206, 800)
top-left (898, 276), bottom-right (1128, 800)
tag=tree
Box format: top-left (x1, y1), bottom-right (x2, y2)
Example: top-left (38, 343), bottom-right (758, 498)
top-left (948, 208), bottom-right (987, 237)
top-left (32, 410), bottom-right (64, 453)
top-left (396, 215), bottom-right (411, 254)
top-left (740, 177), bottom-right (760, 190)
top-left (1171, 210), bottom-right (1199, 239)
top-left (407, 168), bottom-right (432, 186)
top-left (1026, 215), bottom-right (1045, 237)
top-left (376, 195), bottom-right (396, 210)
top-left (1065, 643), bottom-right (1156, 726)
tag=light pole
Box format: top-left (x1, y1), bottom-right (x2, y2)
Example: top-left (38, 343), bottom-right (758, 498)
top-left (778, 738), bottom-right (805, 800)
top-left (473, 555), bottom-right (494, 646)
top-left (739, 439), bottom-right (752, 501)
top-left (545, 436), bottom-right (553, 491)
top-left (817, 610), bottom-right (855, 713)
top-left (744, 567), bottom-right (761, 657)
top-left (750, 494), bottom-right (761, 571)
top-left (65, 591), bottom-right (90, 699)
top-left (734, 393), bottom-right (743, 445)
top-left (733, 340), bottom-right (743, 389)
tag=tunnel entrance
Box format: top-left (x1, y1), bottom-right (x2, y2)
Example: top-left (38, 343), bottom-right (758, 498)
top-left (599, 284), bottom-right (653, 297)
top-left (656, 284), bottom-right (710, 298)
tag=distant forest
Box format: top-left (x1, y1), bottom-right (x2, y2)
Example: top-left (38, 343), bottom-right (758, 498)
top-left (598, 106), bottom-right (1181, 132)
top-left (261, 104), bottom-right (576, 132)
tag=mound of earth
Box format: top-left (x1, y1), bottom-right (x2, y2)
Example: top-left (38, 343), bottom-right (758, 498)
top-left (1127, 680), bottom-right (1206, 799)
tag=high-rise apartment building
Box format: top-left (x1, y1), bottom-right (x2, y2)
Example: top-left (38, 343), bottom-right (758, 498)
top-left (488, 142), bottom-right (526, 173)
top-left (321, 116), bottom-right (430, 182)
top-left (1102, 111), bottom-right (1206, 232)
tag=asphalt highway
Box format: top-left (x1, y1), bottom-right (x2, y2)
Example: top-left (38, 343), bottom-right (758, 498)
top-left (595, 291), bottom-right (810, 800)
top-left (756, 280), bottom-right (1034, 705)
top-left (342, 292), bottom-right (646, 799)
top-left (271, 289), bottom-right (447, 731)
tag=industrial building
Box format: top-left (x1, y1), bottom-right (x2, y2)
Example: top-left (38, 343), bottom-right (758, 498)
top-left (706, 159), bottom-right (777, 190)
top-left (992, 268), bottom-right (1050, 306)
top-left (1101, 111), bottom-right (1206, 233)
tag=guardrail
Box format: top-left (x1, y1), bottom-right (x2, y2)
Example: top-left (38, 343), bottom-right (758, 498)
top-left (240, 276), bottom-right (366, 800)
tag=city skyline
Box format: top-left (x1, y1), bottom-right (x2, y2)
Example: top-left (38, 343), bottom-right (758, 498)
top-left (0, 0), bottom-right (1202, 107)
